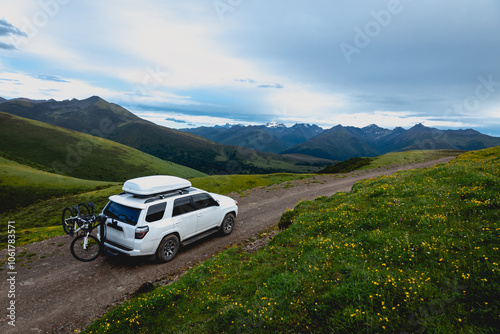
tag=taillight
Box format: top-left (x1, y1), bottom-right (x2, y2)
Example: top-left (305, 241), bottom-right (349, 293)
top-left (135, 226), bottom-right (149, 239)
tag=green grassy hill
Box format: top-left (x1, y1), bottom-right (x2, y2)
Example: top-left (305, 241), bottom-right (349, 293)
top-left (319, 150), bottom-right (463, 174)
top-left (0, 111), bottom-right (206, 215)
top-left (83, 146), bottom-right (499, 333)
top-left (361, 149), bottom-right (464, 169)
top-left (0, 156), bottom-right (117, 213)
top-left (0, 112), bottom-right (206, 182)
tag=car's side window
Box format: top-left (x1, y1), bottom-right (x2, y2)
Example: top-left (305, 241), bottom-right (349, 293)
top-left (193, 193), bottom-right (218, 210)
top-left (172, 196), bottom-right (195, 217)
top-left (146, 202), bottom-right (167, 222)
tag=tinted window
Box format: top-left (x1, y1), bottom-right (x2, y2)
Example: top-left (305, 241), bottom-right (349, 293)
top-left (146, 202), bottom-right (166, 222)
top-left (173, 196), bottom-right (195, 217)
top-left (193, 193), bottom-right (218, 210)
top-left (104, 201), bottom-right (141, 226)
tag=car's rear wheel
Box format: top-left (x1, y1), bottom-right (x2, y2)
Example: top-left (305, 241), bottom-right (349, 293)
top-left (219, 213), bottom-right (235, 236)
top-left (156, 234), bottom-right (180, 263)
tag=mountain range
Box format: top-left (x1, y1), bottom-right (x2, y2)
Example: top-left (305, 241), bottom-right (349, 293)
top-left (0, 96), bottom-right (331, 175)
top-left (183, 122), bottom-right (500, 161)
top-left (183, 122), bottom-right (323, 154)
top-left (1, 96), bottom-right (499, 174)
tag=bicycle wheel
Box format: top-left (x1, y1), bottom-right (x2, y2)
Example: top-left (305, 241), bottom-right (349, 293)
top-left (62, 207), bottom-right (75, 235)
top-left (77, 203), bottom-right (91, 217)
top-left (70, 234), bottom-right (102, 262)
top-left (87, 202), bottom-right (96, 214)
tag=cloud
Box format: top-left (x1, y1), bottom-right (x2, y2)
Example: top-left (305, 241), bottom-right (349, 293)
top-left (258, 83), bottom-right (284, 89)
top-left (0, 41), bottom-right (16, 50)
top-left (31, 74), bottom-right (70, 83)
top-left (235, 79), bottom-right (255, 84)
top-left (0, 18), bottom-right (27, 50)
top-left (165, 117), bottom-right (189, 124)
top-left (132, 110), bottom-right (256, 129)
top-left (0, 70), bottom-right (117, 101)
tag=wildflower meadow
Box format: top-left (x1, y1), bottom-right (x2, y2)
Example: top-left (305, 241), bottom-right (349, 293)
top-left (84, 147), bottom-right (499, 333)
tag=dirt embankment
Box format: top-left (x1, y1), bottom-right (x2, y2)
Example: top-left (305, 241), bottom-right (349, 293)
top-left (0, 157), bottom-right (455, 334)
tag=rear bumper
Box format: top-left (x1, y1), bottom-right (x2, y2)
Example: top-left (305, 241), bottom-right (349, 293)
top-left (102, 241), bottom-right (146, 257)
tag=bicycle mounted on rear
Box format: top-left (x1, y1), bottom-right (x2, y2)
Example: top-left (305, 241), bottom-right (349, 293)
top-left (61, 202), bottom-right (108, 262)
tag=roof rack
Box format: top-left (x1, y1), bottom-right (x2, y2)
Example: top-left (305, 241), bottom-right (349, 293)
top-left (142, 188), bottom-right (192, 204)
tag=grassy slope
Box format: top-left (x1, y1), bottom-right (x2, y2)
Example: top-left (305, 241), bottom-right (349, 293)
top-left (361, 149), bottom-right (464, 169)
top-left (0, 156), bottom-right (117, 212)
top-left (0, 112), bottom-right (206, 181)
top-left (84, 147), bottom-right (499, 333)
top-left (318, 150), bottom-right (463, 174)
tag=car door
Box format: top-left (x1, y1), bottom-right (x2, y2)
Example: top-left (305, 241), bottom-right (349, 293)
top-left (192, 193), bottom-right (221, 232)
top-left (172, 196), bottom-right (198, 239)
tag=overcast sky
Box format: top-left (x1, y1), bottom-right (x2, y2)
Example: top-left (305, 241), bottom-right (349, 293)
top-left (1, 0), bottom-right (500, 135)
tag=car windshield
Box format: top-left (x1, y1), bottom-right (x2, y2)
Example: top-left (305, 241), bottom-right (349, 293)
top-left (104, 201), bottom-right (141, 226)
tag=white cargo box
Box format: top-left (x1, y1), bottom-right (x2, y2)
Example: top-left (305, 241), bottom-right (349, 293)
top-left (122, 175), bottom-right (191, 196)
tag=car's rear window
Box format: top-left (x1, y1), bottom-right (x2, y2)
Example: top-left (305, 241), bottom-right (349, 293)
top-left (104, 201), bottom-right (141, 226)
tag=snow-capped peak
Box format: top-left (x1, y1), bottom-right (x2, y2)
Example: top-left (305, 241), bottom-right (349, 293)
top-left (265, 121), bottom-right (286, 128)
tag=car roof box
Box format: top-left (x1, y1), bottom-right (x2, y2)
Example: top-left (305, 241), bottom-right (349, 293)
top-left (122, 175), bottom-right (192, 196)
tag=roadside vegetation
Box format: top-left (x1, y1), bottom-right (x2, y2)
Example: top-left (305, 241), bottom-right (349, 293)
top-left (82, 146), bottom-right (499, 333)
top-left (319, 150), bottom-right (463, 174)
top-left (362, 149), bottom-right (464, 170)
top-left (319, 157), bottom-right (374, 174)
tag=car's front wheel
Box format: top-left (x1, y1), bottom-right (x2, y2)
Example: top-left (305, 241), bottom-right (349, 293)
top-left (156, 234), bottom-right (180, 263)
top-left (219, 213), bottom-right (235, 236)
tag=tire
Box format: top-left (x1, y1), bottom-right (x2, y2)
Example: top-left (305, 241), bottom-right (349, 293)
top-left (62, 207), bottom-right (75, 235)
top-left (70, 234), bottom-right (102, 262)
top-left (219, 213), bottom-right (235, 236)
top-left (156, 234), bottom-right (180, 263)
top-left (77, 203), bottom-right (91, 217)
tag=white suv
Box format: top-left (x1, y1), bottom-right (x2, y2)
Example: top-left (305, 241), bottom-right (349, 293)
top-left (99, 175), bottom-right (238, 262)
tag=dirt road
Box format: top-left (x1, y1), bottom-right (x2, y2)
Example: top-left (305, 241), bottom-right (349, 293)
top-left (0, 157), bottom-right (455, 333)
